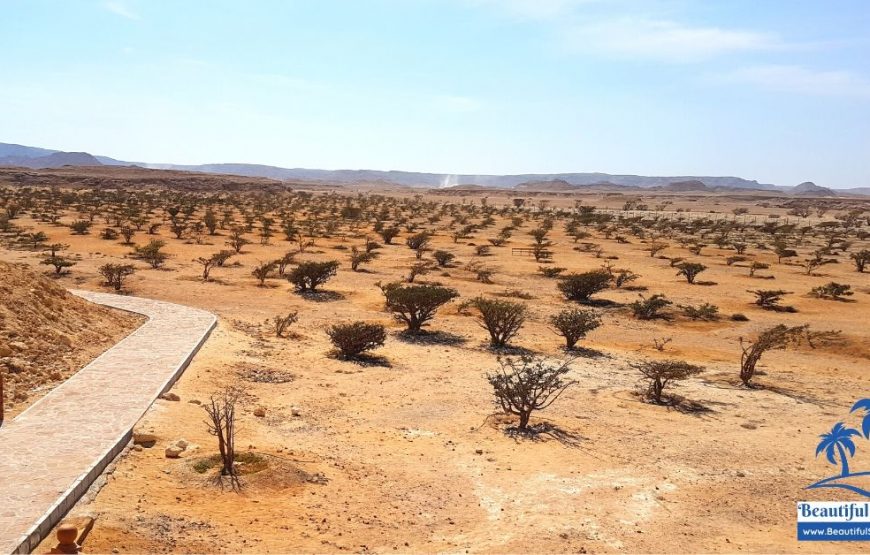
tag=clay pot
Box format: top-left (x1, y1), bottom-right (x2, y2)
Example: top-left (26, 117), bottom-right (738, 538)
top-left (56, 524), bottom-right (78, 545)
top-left (53, 524), bottom-right (80, 553)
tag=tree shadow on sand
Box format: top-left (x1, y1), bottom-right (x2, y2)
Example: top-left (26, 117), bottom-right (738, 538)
top-left (668, 397), bottom-right (724, 416)
top-left (505, 421), bottom-right (586, 448)
top-left (761, 383), bottom-right (832, 407)
top-left (330, 352), bottom-right (392, 368)
top-left (483, 344), bottom-right (537, 356)
top-left (700, 374), bottom-right (830, 408)
top-left (297, 290), bottom-right (345, 302)
top-left (581, 298), bottom-right (623, 309)
top-left (394, 330), bottom-right (467, 346)
top-left (563, 346), bottom-right (608, 359)
top-left (477, 413), bottom-right (585, 449)
top-left (635, 391), bottom-right (726, 418)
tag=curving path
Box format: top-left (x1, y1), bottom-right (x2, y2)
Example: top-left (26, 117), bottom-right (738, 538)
top-left (0, 290), bottom-right (216, 554)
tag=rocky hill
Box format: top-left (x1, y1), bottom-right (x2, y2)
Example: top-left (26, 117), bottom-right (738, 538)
top-left (657, 180), bottom-right (710, 192)
top-left (793, 181), bottom-right (836, 196)
top-left (1, 141), bottom-right (866, 194)
top-left (0, 262), bottom-right (142, 419)
top-left (514, 179), bottom-right (579, 191)
top-left (0, 151), bottom-right (102, 169)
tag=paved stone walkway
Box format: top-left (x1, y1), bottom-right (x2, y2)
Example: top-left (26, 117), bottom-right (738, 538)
top-left (0, 290), bottom-right (216, 554)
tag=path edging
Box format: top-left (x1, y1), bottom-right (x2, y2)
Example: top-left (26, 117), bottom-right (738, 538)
top-left (8, 291), bottom-right (216, 554)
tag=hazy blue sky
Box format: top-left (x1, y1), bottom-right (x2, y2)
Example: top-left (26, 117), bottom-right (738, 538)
top-left (2, 0), bottom-right (869, 187)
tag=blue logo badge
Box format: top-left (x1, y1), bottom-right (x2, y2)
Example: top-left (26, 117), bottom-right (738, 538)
top-left (806, 399), bottom-right (870, 497)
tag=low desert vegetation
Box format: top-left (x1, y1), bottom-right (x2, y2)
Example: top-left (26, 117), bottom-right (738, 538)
top-left (1, 173), bottom-right (868, 550)
top-left (40, 243), bottom-right (76, 275)
top-left (487, 355), bottom-right (575, 431)
top-left (470, 296), bottom-right (527, 348)
top-left (380, 282), bottom-right (459, 333)
top-left (675, 262), bottom-right (707, 284)
top-left (288, 260), bottom-right (339, 292)
top-left (327, 322), bottom-right (387, 360)
top-left (433, 249), bottom-right (455, 267)
top-left (630, 293), bottom-right (672, 320)
top-left (557, 269), bottom-right (612, 303)
top-left (133, 239), bottom-right (169, 269)
top-left (738, 324), bottom-right (808, 387)
top-left (632, 359), bottom-right (704, 404)
top-left (810, 282), bottom-right (853, 300)
top-left (549, 308), bottom-right (601, 350)
top-left (271, 311), bottom-right (299, 338)
top-left (203, 386), bottom-right (241, 489)
top-left (98, 263), bottom-right (135, 291)
top-left (680, 302), bottom-right (720, 321)
top-left (749, 289), bottom-right (795, 312)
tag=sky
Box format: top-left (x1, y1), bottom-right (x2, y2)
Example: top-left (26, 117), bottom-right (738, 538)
top-left (1, 0), bottom-right (869, 188)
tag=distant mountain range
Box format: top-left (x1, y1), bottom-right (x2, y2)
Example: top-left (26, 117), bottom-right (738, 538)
top-left (1, 141), bottom-right (867, 195)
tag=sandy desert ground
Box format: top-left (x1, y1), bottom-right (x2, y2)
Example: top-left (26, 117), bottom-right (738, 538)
top-left (1, 170), bottom-right (869, 553)
top-left (0, 260), bottom-right (142, 420)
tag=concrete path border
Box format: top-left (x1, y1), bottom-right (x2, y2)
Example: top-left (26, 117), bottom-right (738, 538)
top-left (0, 290), bottom-right (216, 554)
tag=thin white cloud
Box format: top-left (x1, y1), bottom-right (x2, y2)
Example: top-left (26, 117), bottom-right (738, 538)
top-left (560, 18), bottom-right (780, 63)
top-left (104, 1), bottom-right (139, 20)
top-left (715, 64), bottom-right (870, 98)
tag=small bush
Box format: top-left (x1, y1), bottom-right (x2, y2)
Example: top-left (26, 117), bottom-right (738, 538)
top-left (538, 266), bottom-right (566, 278)
top-left (739, 324), bottom-right (808, 387)
top-left (406, 231), bottom-right (432, 257)
top-left (495, 289), bottom-right (534, 300)
top-left (749, 289), bottom-right (793, 311)
top-left (251, 260), bottom-right (277, 285)
top-left (133, 239), bottom-right (169, 269)
top-left (613, 269), bottom-right (639, 288)
top-left (378, 226), bottom-right (400, 244)
top-left (680, 303), bottom-right (720, 321)
top-left (406, 261), bottom-right (433, 283)
top-left (557, 270), bottom-right (612, 303)
top-left (272, 311), bottom-right (299, 338)
top-left (349, 246), bottom-right (377, 271)
top-left (630, 294), bottom-right (672, 320)
top-left (434, 250), bottom-right (456, 267)
top-left (70, 220), bottom-right (92, 235)
top-left (810, 282), bottom-right (853, 301)
top-left (380, 282), bottom-right (459, 333)
top-left (632, 360), bottom-right (704, 404)
top-left (98, 263), bottom-right (135, 291)
top-left (327, 322), bottom-right (386, 359)
top-left (549, 308), bottom-right (601, 349)
top-left (470, 297), bottom-right (527, 347)
top-left (748, 262), bottom-right (769, 277)
top-left (288, 260), bottom-right (339, 292)
top-left (41, 252), bottom-right (76, 275)
top-left (675, 262), bottom-right (707, 284)
top-left (487, 355), bottom-right (574, 430)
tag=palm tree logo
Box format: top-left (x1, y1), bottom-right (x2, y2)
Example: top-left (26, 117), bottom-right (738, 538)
top-left (815, 423), bottom-right (860, 477)
top-left (807, 399), bottom-right (870, 497)
top-left (852, 399), bottom-right (870, 439)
